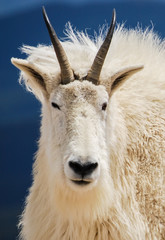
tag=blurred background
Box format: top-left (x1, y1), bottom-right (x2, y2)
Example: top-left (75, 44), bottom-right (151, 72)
top-left (1, 0), bottom-right (165, 239)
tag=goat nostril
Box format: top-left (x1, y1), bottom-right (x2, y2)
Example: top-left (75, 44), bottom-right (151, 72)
top-left (84, 162), bottom-right (98, 173)
top-left (69, 161), bottom-right (98, 176)
top-left (69, 161), bottom-right (83, 174)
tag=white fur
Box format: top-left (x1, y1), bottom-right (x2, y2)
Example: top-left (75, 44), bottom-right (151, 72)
top-left (12, 24), bottom-right (165, 239)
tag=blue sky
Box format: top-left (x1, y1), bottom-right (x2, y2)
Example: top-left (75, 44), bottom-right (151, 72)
top-left (1, 0), bottom-right (165, 17)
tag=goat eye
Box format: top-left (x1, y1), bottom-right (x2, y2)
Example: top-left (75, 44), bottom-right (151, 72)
top-left (102, 102), bottom-right (107, 111)
top-left (51, 102), bottom-right (60, 110)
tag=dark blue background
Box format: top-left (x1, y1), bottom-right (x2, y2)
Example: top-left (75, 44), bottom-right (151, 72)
top-left (1, 1), bottom-right (165, 239)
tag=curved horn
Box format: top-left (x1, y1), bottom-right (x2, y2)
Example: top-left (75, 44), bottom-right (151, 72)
top-left (42, 7), bottom-right (74, 84)
top-left (87, 9), bottom-right (116, 85)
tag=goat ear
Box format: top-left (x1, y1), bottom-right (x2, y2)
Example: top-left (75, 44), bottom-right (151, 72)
top-left (110, 65), bottom-right (144, 95)
top-left (11, 58), bottom-right (48, 101)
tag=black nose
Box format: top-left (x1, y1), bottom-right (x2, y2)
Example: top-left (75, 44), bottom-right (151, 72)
top-left (69, 161), bottom-right (98, 177)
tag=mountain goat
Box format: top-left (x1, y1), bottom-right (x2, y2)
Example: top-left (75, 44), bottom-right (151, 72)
top-left (11, 7), bottom-right (165, 240)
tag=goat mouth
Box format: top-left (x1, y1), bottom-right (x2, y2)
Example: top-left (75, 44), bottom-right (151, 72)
top-left (71, 180), bottom-right (91, 185)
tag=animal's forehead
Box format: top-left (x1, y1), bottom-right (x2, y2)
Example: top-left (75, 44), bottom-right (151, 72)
top-left (51, 80), bottom-right (108, 103)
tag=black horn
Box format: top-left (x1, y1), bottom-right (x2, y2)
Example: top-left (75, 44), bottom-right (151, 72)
top-left (87, 9), bottom-right (116, 85)
top-left (42, 7), bottom-right (74, 84)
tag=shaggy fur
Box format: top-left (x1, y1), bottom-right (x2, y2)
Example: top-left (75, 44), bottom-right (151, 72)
top-left (12, 23), bottom-right (165, 239)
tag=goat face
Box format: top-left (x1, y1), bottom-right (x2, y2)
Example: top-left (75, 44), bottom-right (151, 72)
top-left (48, 80), bottom-right (109, 191)
top-left (11, 7), bottom-right (143, 196)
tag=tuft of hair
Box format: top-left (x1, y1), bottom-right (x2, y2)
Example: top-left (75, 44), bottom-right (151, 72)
top-left (18, 22), bottom-right (165, 98)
